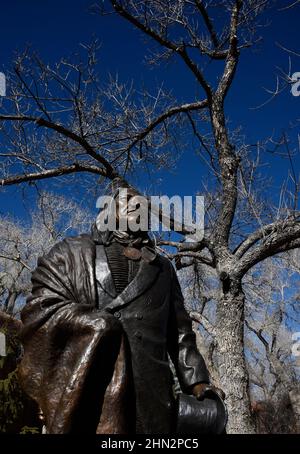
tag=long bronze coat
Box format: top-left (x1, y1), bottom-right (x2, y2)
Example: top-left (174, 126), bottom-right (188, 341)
top-left (19, 234), bottom-right (209, 434)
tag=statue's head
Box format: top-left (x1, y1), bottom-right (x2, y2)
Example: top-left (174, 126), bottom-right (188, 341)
top-left (115, 186), bottom-right (143, 231)
top-left (95, 177), bottom-right (150, 237)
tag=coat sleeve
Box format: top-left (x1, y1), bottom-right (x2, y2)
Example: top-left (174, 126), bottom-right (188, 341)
top-left (167, 262), bottom-right (210, 393)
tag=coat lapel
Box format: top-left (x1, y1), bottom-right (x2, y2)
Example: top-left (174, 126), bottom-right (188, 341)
top-left (95, 245), bottom-right (117, 298)
top-left (94, 244), bottom-right (160, 312)
top-left (116, 257), bottom-right (160, 307)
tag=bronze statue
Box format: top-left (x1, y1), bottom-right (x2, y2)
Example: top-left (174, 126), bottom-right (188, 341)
top-left (19, 179), bottom-right (225, 434)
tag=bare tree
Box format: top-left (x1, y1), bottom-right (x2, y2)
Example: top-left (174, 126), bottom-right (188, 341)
top-left (0, 0), bottom-right (299, 433)
top-left (0, 192), bottom-right (94, 317)
top-left (244, 257), bottom-right (298, 393)
top-left (178, 251), bottom-right (300, 432)
top-left (244, 253), bottom-right (300, 432)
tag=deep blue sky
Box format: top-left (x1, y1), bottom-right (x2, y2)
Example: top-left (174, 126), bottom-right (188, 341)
top-left (0, 0), bottom-right (299, 221)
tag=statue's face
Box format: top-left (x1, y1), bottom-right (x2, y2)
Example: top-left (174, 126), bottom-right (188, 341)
top-left (96, 187), bottom-right (149, 234)
top-left (116, 189), bottom-right (148, 233)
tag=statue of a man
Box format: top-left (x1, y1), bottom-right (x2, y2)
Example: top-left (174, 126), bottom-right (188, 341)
top-left (19, 179), bottom-right (224, 434)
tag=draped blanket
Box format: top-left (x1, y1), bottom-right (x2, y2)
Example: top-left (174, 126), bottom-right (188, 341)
top-left (19, 235), bottom-right (131, 433)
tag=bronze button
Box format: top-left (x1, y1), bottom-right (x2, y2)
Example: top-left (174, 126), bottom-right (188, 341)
top-left (114, 311), bottom-right (121, 319)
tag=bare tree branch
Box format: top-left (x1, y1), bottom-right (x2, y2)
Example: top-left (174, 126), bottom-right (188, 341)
top-left (0, 162), bottom-right (105, 187)
top-left (125, 98), bottom-right (209, 152)
top-left (190, 310), bottom-right (217, 338)
top-left (216, 0), bottom-right (242, 100)
top-left (194, 0), bottom-right (219, 48)
top-left (0, 114), bottom-right (117, 178)
top-left (110, 1), bottom-right (212, 96)
top-left (237, 221), bottom-right (300, 276)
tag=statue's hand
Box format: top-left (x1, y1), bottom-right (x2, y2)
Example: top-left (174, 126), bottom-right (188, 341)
top-left (192, 383), bottom-right (226, 401)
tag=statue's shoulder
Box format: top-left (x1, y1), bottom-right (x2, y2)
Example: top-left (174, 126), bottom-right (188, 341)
top-left (61, 233), bottom-right (94, 252)
top-left (46, 234), bottom-right (93, 255)
top-left (155, 251), bottom-right (174, 272)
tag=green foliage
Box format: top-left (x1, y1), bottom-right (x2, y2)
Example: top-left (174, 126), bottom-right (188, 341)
top-left (0, 327), bottom-right (40, 433)
top-left (20, 425), bottom-right (40, 434)
top-left (0, 369), bottom-right (24, 432)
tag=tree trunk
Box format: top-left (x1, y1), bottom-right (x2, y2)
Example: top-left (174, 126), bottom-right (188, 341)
top-left (289, 387), bottom-right (300, 432)
top-left (0, 310), bottom-right (22, 336)
top-left (193, 323), bottom-right (220, 386)
top-left (214, 280), bottom-right (256, 434)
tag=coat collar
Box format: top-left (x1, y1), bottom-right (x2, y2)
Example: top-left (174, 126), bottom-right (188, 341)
top-left (95, 244), bottom-right (160, 311)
